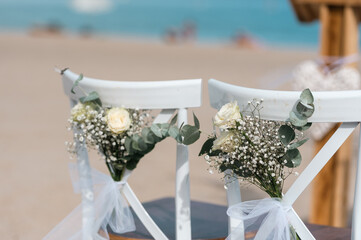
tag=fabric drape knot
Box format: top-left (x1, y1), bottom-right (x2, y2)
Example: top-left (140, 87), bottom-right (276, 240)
top-left (226, 198), bottom-right (295, 240)
top-left (43, 163), bottom-right (135, 240)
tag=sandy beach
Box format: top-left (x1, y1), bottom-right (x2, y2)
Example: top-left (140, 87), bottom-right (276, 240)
top-left (1, 33), bottom-right (356, 240)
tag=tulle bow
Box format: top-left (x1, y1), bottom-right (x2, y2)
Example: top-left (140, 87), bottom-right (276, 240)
top-left (226, 198), bottom-right (295, 240)
top-left (43, 163), bottom-right (135, 240)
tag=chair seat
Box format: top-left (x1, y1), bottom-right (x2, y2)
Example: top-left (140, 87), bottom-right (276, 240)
top-left (109, 198), bottom-right (228, 240)
top-left (109, 198), bottom-right (351, 240)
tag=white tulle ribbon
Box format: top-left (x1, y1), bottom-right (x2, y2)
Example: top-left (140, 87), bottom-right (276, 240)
top-left (43, 163), bottom-right (135, 240)
top-left (226, 198), bottom-right (295, 240)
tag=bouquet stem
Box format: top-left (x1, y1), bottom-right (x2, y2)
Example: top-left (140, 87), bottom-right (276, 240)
top-left (105, 161), bottom-right (123, 182)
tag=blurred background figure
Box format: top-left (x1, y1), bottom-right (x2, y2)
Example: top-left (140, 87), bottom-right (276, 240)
top-left (181, 20), bottom-right (197, 43)
top-left (232, 30), bottom-right (263, 49)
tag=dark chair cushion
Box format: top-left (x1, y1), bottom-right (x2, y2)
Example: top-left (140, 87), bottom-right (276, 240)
top-left (109, 198), bottom-right (351, 240)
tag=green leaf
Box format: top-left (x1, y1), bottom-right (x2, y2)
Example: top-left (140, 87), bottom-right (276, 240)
top-left (141, 128), bottom-right (155, 144)
top-left (199, 137), bottom-right (216, 156)
top-left (289, 111), bottom-right (308, 127)
top-left (288, 138), bottom-right (309, 149)
top-left (193, 112), bottom-right (200, 129)
top-left (131, 135), bottom-right (141, 151)
top-left (71, 73), bottom-right (83, 94)
top-left (124, 137), bottom-right (133, 154)
top-left (219, 163), bottom-right (228, 172)
top-left (300, 88), bottom-right (314, 104)
top-left (137, 136), bottom-right (148, 152)
top-left (170, 114), bottom-right (178, 126)
top-left (295, 122), bottom-right (312, 131)
top-left (79, 91), bottom-right (102, 106)
top-left (168, 126), bottom-right (182, 143)
top-left (209, 150), bottom-right (222, 157)
top-left (131, 135), bottom-right (148, 152)
top-left (150, 124), bottom-right (163, 138)
top-left (181, 125), bottom-right (200, 145)
top-left (278, 125), bottom-right (295, 146)
top-left (296, 101), bottom-right (314, 118)
top-left (282, 149), bottom-right (302, 168)
top-left (160, 123), bottom-right (170, 137)
top-left (126, 156), bottom-right (142, 170)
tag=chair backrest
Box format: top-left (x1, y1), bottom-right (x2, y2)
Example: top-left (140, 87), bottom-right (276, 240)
top-left (208, 78), bottom-right (361, 240)
top-left (62, 69), bottom-right (202, 240)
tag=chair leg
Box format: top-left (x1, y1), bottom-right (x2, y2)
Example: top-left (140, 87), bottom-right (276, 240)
top-left (76, 143), bottom-right (96, 239)
top-left (225, 171), bottom-right (243, 240)
top-left (351, 127), bottom-right (361, 240)
top-left (122, 184), bottom-right (168, 240)
top-left (288, 209), bottom-right (315, 240)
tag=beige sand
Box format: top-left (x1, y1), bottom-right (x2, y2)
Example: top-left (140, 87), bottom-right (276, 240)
top-left (1, 33), bottom-right (350, 240)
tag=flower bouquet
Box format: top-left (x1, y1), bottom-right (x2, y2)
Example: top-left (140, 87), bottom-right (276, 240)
top-left (67, 74), bottom-right (201, 181)
top-left (199, 89), bottom-right (315, 240)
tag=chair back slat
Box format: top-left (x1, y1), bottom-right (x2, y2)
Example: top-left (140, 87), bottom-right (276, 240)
top-left (153, 109), bottom-right (176, 124)
top-left (209, 79), bottom-right (361, 122)
top-left (352, 129), bottom-right (361, 240)
top-left (283, 122), bottom-right (358, 206)
top-left (62, 70), bottom-right (202, 109)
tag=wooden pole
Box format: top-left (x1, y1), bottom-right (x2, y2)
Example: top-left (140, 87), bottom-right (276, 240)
top-left (310, 4), bottom-right (359, 227)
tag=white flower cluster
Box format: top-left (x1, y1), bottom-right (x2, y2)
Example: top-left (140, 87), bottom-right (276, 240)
top-left (205, 100), bottom-right (300, 197)
top-left (67, 102), bottom-right (150, 168)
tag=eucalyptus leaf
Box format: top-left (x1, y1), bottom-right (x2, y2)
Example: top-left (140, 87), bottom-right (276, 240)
top-left (282, 149), bottom-right (302, 168)
top-left (295, 122), bottom-right (312, 131)
top-left (141, 128), bottom-right (152, 143)
top-left (71, 73), bottom-right (83, 94)
top-left (193, 112), bottom-right (200, 129)
top-left (199, 137), bottom-right (216, 156)
top-left (181, 125), bottom-right (201, 145)
top-left (209, 150), bottom-right (222, 157)
top-left (79, 91), bottom-right (102, 106)
top-left (170, 114), bottom-right (178, 126)
top-left (131, 138), bottom-right (141, 151)
top-left (126, 156), bottom-right (141, 170)
top-left (124, 137), bottom-right (133, 155)
top-left (150, 124), bottom-right (163, 138)
top-left (278, 125), bottom-right (295, 146)
top-left (137, 137), bottom-right (148, 151)
top-left (300, 88), bottom-right (314, 104)
top-left (168, 125), bottom-right (179, 137)
top-left (289, 111), bottom-right (308, 127)
top-left (288, 138), bottom-right (309, 149)
top-left (160, 123), bottom-right (170, 137)
top-left (296, 101), bottom-right (314, 118)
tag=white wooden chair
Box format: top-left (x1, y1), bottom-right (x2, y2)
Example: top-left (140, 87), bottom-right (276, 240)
top-left (61, 69), bottom-right (202, 240)
top-left (208, 78), bottom-right (360, 239)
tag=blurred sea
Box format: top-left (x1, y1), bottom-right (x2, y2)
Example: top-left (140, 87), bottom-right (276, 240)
top-left (0, 0), bottom-right (322, 47)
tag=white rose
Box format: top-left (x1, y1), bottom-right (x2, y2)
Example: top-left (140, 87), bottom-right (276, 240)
top-left (106, 108), bottom-right (132, 134)
top-left (212, 131), bottom-right (235, 153)
top-left (214, 101), bottom-right (241, 129)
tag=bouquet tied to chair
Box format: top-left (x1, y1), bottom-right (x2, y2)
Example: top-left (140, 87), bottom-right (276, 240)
top-left (199, 89), bottom-right (315, 240)
top-left (61, 74), bottom-right (201, 239)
